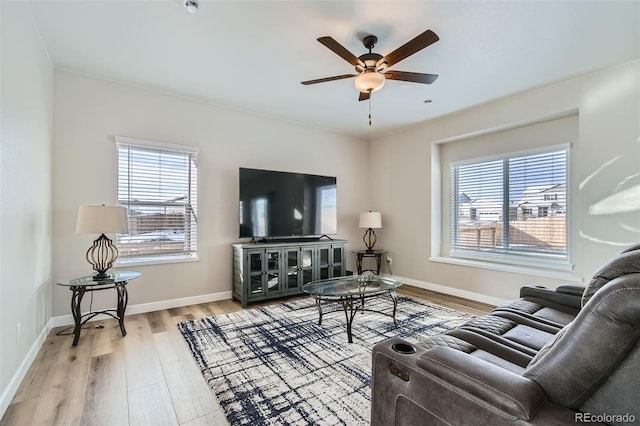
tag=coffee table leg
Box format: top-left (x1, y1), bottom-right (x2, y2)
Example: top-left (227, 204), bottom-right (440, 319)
top-left (314, 296), bottom-right (323, 325)
top-left (341, 296), bottom-right (358, 343)
top-left (390, 290), bottom-right (398, 328)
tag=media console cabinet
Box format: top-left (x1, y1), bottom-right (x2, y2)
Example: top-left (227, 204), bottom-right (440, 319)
top-left (232, 239), bottom-right (347, 307)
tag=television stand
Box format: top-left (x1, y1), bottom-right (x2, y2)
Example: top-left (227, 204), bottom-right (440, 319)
top-left (232, 239), bottom-right (348, 307)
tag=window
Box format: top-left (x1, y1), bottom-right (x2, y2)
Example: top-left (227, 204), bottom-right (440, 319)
top-left (317, 184), bottom-right (337, 235)
top-left (251, 197), bottom-right (268, 237)
top-left (451, 148), bottom-right (567, 262)
top-left (116, 137), bottom-right (198, 262)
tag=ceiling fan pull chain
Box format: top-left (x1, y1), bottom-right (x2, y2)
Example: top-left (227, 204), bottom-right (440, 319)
top-left (368, 91), bottom-right (373, 126)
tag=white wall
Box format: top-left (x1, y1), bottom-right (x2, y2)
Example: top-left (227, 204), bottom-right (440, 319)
top-left (0, 0), bottom-right (54, 413)
top-left (52, 70), bottom-right (371, 317)
top-left (370, 61), bottom-right (640, 302)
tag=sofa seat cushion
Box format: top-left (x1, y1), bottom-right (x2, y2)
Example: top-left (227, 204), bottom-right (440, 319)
top-left (495, 298), bottom-right (578, 327)
top-left (531, 306), bottom-right (576, 325)
top-left (415, 333), bottom-right (528, 375)
top-left (459, 314), bottom-right (556, 356)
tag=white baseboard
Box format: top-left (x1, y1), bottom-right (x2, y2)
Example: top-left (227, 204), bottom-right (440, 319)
top-left (50, 290), bottom-right (233, 328)
top-left (0, 323), bottom-right (51, 418)
top-left (399, 276), bottom-right (507, 307)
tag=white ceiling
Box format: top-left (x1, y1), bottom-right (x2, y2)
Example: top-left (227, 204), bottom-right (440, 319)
top-left (26, 0), bottom-right (640, 139)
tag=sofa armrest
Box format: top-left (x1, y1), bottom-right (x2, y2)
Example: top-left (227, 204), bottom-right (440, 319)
top-left (371, 338), bottom-right (567, 425)
top-left (416, 346), bottom-right (545, 419)
top-left (520, 284), bottom-right (583, 309)
top-left (555, 285), bottom-right (585, 296)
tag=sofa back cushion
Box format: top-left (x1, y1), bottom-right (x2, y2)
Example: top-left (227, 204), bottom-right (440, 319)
top-left (620, 242), bottom-right (640, 254)
top-left (524, 274), bottom-right (640, 409)
top-left (581, 249), bottom-right (640, 307)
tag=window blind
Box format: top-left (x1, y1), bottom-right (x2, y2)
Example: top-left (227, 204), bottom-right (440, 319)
top-left (451, 148), bottom-right (567, 260)
top-left (116, 141), bottom-right (198, 260)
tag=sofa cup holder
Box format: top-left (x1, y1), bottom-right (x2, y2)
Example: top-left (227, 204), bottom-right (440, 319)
top-left (391, 343), bottom-right (416, 354)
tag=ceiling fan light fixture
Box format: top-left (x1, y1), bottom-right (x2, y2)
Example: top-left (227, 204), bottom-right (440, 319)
top-left (354, 71), bottom-right (385, 93)
top-left (183, 0), bottom-right (199, 14)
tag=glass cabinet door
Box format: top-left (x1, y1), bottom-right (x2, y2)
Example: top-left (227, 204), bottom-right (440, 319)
top-left (315, 244), bottom-right (345, 280)
top-left (285, 248), bottom-right (299, 292)
top-left (317, 246), bottom-right (331, 280)
top-left (301, 247), bottom-right (314, 285)
top-left (332, 265), bottom-right (343, 277)
top-left (247, 250), bottom-right (264, 296)
top-left (332, 246), bottom-right (344, 277)
top-left (265, 249), bottom-right (280, 295)
top-left (332, 246), bottom-right (343, 262)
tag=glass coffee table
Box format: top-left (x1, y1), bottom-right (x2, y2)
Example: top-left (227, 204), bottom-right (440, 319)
top-left (302, 274), bottom-right (404, 343)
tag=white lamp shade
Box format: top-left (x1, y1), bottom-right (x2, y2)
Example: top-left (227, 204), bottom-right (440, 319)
top-left (76, 205), bottom-right (129, 234)
top-left (359, 211), bottom-right (382, 229)
top-left (354, 72), bottom-right (386, 93)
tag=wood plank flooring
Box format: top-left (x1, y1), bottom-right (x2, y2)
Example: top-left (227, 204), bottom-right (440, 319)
top-left (0, 286), bottom-right (493, 426)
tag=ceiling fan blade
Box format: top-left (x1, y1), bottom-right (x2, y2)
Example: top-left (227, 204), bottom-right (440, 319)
top-left (384, 71), bottom-right (439, 84)
top-left (301, 74), bottom-right (357, 85)
top-left (378, 30), bottom-right (439, 68)
top-left (358, 91), bottom-right (370, 102)
top-left (317, 36), bottom-right (365, 68)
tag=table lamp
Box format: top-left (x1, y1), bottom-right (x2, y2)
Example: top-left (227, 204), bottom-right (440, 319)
top-left (76, 205), bottom-right (129, 279)
top-left (359, 211), bottom-right (382, 253)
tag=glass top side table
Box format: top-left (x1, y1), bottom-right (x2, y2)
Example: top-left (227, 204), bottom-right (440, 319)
top-left (352, 249), bottom-right (388, 275)
top-left (56, 271), bottom-right (141, 346)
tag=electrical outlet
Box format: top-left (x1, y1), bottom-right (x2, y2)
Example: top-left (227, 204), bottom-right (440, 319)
top-left (16, 323), bottom-right (21, 344)
top-left (386, 256), bottom-right (392, 265)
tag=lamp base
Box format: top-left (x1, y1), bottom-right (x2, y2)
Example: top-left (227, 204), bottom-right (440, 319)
top-left (86, 233), bottom-right (119, 279)
top-left (92, 272), bottom-right (112, 281)
top-left (363, 228), bottom-right (377, 252)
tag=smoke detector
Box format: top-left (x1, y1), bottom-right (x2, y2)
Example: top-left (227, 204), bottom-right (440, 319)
top-left (183, 0), bottom-right (199, 14)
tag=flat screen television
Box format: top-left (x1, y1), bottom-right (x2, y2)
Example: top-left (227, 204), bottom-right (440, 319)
top-left (239, 167), bottom-right (337, 239)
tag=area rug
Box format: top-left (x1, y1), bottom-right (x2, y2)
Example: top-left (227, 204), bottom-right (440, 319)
top-left (178, 296), bottom-right (473, 426)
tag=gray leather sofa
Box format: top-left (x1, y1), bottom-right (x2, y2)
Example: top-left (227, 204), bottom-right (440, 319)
top-left (371, 246), bottom-right (640, 425)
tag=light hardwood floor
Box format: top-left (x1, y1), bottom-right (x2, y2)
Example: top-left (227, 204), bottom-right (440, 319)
top-left (0, 286), bottom-right (493, 426)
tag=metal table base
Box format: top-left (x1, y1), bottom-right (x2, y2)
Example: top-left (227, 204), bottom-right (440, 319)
top-left (68, 281), bottom-right (129, 346)
top-left (312, 289), bottom-right (398, 343)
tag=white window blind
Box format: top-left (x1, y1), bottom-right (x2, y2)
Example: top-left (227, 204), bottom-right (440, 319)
top-left (451, 148), bottom-right (567, 261)
top-left (116, 139), bottom-right (198, 260)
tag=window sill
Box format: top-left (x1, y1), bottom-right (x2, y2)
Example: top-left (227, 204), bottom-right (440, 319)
top-left (429, 255), bottom-right (583, 282)
top-left (115, 254), bottom-right (199, 268)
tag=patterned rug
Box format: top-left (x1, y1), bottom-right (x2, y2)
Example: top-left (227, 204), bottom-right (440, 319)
top-left (178, 295), bottom-right (473, 426)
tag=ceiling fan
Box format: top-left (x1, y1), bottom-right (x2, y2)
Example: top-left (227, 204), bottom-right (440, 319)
top-left (301, 30), bottom-right (439, 102)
